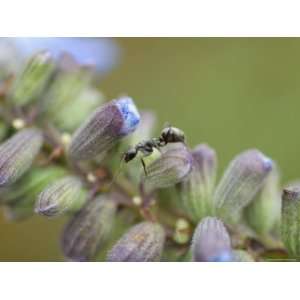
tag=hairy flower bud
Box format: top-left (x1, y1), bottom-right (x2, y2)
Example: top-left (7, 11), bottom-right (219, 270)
top-left (36, 176), bottom-right (87, 217)
top-left (181, 144), bottom-right (217, 223)
top-left (213, 149), bottom-right (273, 224)
top-left (0, 128), bottom-right (43, 186)
top-left (107, 221), bottom-right (166, 262)
top-left (43, 58), bottom-right (103, 132)
top-left (9, 51), bottom-right (55, 106)
top-left (62, 195), bottom-right (117, 261)
top-left (69, 96), bottom-right (140, 161)
top-left (281, 184), bottom-right (300, 258)
top-left (245, 165), bottom-right (281, 235)
top-left (191, 217), bottom-right (233, 262)
top-left (142, 143), bottom-right (193, 192)
top-left (2, 166), bottom-right (67, 220)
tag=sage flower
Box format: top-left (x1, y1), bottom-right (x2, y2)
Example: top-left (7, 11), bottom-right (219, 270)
top-left (36, 176), bottom-right (87, 217)
top-left (191, 217), bottom-right (233, 262)
top-left (0, 128), bottom-right (43, 186)
top-left (214, 149), bottom-right (273, 224)
top-left (181, 144), bottom-right (217, 223)
top-left (2, 166), bottom-right (67, 220)
top-left (245, 165), bottom-right (281, 235)
top-left (62, 195), bottom-right (117, 261)
top-left (107, 222), bottom-right (166, 262)
top-left (8, 37), bottom-right (121, 74)
top-left (9, 51), bottom-right (55, 107)
top-left (69, 96), bottom-right (140, 161)
top-left (142, 143), bottom-right (193, 193)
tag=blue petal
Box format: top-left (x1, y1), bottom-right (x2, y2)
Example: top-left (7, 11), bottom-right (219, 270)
top-left (211, 251), bottom-right (234, 262)
top-left (115, 97), bottom-right (140, 136)
top-left (7, 37), bottom-right (121, 74)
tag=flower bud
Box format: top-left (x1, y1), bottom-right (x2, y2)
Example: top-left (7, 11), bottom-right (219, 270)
top-left (68, 96), bottom-right (140, 161)
top-left (107, 221), bottom-right (165, 262)
top-left (181, 144), bottom-right (217, 223)
top-left (233, 250), bottom-right (254, 262)
top-left (0, 128), bottom-right (43, 186)
top-left (36, 176), bottom-right (87, 217)
top-left (281, 184), bottom-right (300, 258)
top-left (2, 166), bottom-right (67, 220)
top-left (62, 195), bottom-right (117, 261)
top-left (9, 51), bottom-right (55, 106)
top-left (142, 143), bottom-right (193, 192)
top-left (54, 88), bottom-right (104, 132)
top-left (191, 217), bottom-right (233, 262)
top-left (43, 59), bottom-right (103, 132)
top-left (244, 165), bottom-right (281, 235)
top-left (213, 149), bottom-right (273, 224)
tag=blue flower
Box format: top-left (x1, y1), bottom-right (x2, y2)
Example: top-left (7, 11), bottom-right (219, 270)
top-left (115, 97), bottom-right (141, 135)
top-left (7, 37), bottom-right (121, 74)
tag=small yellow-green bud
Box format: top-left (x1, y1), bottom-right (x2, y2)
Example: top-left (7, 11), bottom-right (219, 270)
top-left (245, 166), bottom-right (281, 235)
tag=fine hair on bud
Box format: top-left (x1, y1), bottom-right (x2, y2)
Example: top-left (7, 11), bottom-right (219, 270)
top-left (62, 195), bottom-right (117, 261)
top-left (107, 221), bottom-right (166, 262)
top-left (213, 149), bottom-right (273, 224)
top-left (9, 51), bottom-right (55, 107)
top-left (244, 165), bottom-right (281, 235)
top-left (181, 143), bottom-right (217, 223)
top-left (142, 143), bottom-right (193, 193)
top-left (68, 96), bottom-right (140, 161)
top-left (191, 216), bottom-right (233, 262)
top-left (281, 184), bottom-right (300, 258)
top-left (36, 176), bottom-right (87, 217)
top-left (0, 128), bottom-right (43, 187)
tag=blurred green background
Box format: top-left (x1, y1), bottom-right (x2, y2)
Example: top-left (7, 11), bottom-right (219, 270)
top-left (0, 38), bottom-right (300, 261)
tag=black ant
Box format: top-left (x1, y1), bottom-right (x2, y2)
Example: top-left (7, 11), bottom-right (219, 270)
top-left (123, 125), bottom-right (186, 175)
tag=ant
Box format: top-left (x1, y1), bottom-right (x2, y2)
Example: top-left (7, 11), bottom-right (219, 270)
top-left (123, 124), bottom-right (186, 175)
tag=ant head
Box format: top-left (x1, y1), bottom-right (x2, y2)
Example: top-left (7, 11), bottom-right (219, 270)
top-left (161, 126), bottom-right (185, 144)
top-left (123, 147), bottom-right (137, 162)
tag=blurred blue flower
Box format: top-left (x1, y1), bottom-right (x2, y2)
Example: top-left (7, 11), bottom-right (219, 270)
top-left (5, 38), bottom-right (121, 74)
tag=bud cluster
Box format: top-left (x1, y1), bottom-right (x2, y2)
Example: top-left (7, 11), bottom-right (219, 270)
top-left (0, 40), bottom-right (297, 262)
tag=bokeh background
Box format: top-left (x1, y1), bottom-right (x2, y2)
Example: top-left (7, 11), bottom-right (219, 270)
top-left (0, 38), bottom-right (300, 260)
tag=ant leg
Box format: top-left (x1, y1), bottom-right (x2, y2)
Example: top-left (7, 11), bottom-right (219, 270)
top-left (141, 158), bottom-right (147, 175)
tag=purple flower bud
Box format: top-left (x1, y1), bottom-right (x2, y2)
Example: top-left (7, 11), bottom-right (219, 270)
top-left (0, 128), bottom-right (43, 186)
top-left (213, 149), bottom-right (273, 224)
top-left (36, 176), bottom-right (87, 217)
top-left (143, 143), bottom-right (193, 192)
top-left (281, 184), bottom-right (300, 258)
top-left (62, 195), bottom-right (117, 261)
top-left (69, 97), bottom-right (140, 161)
top-left (8, 38), bottom-right (121, 74)
top-left (107, 222), bottom-right (166, 262)
top-left (181, 144), bottom-right (217, 222)
top-left (191, 217), bottom-right (233, 262)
